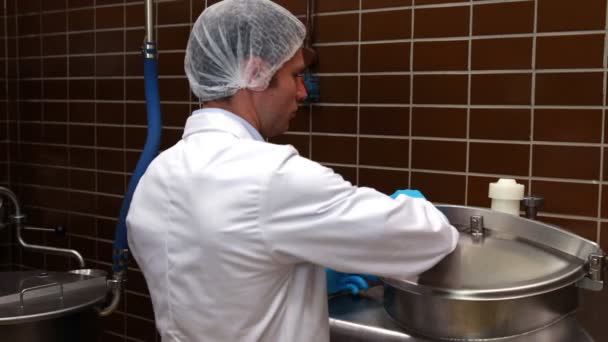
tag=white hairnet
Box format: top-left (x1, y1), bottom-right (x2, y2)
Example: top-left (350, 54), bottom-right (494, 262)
top-left (185, 0), bottom-right (307, 101)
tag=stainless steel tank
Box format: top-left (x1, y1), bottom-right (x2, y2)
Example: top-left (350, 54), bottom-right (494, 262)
top-left (329, 286), bottom-right (593, 341)
top-left (0, 186), bottom-right (119, 341)
top-left (0, 269), bottom-right (108, 342)
top-left (330, 205), bottom-right (604, 341)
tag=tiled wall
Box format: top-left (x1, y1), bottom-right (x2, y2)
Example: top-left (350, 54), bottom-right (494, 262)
top-left (277, 0), bottom-right (608, 249)
top-left (2, 0), bottom-right (201, 340)
top-left (1, 0), bottom-right (608, 341)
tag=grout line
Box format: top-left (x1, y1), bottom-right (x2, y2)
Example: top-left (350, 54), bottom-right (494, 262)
top-left (408, 1), bottom-right (415, 188)
top-left (23, 203), bottom-right (121, 221)
top-left (17, 67), bottom-right (607, 78)
top-left (15, 49), bottom-right (186, 59)
top-left (284, 132), bottom-right (605, 147)
top-left (122, 0), bottom-right (128, 197)
top-left (17, 75), bottom-right (185, 80)
top-left (38, 5), bottom-right (44, 173)
top-left (14, 0), bottom-right (23, 268)
top-left (17, 75), bottom-right (184, 80)
top-left (3, 0), bottom-right (10, 188)
top-left (356, 0), bottom-right (362, 185)
top-left (300, 0), bottom-right (313, 158)
top-left (313, 0), bottom-right (533, 17)
top-left (12, 161), bottom-right (132, 175)
top-left (16, 131), bottom-right (608, 148)
top-left (9, 0), bottom-right (529, 18)
top-left (92, 0), bottom-right (99, 243)
top-left (596, 2), bottom-right (608, 243)
top-left (320, 162), bottom-right (607, 185)
top-left (313, 103), bottom-right (608, 109)
top-left (15, 141), bottom-right (152, 152)
top-left (4, 0), bottom-right (12, 267)
top-left (12, 99), bottom-right (196, 105)
top-left (65, 0), bottom-right (72, 247)
top-left (14, 120), bottom-right (184, 130)
top-left (6, 96), bottom-right (607, 110)
top-left (312, 30), bottom-right (608, 47)
top-left (533, 212), bottom-right (605, 223)
top-left (16, 1), bottom-right (151, 17)
top-left (313, 68), bottom-right (606, 76)
top-left (464, 1), bottom-right (473, 205)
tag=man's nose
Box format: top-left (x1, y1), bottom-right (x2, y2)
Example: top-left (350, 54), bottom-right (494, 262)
top-left (296, 75), bottom-right (308, 102)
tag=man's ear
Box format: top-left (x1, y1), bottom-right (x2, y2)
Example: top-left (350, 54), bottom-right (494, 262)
top-left (241, 57), bottom-right (272, 91)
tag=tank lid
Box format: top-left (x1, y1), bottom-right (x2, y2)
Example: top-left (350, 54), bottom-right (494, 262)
top-left (383, 205), bottom-right (601, 300)
top-left (0, 270), bottom-right (107, 324)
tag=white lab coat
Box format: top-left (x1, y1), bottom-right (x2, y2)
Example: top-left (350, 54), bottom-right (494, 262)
top-left (127, 108), bottom-right (458, 342)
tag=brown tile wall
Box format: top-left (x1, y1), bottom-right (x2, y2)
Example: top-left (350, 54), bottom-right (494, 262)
top-left (1, 0), bottom-right (607, 341)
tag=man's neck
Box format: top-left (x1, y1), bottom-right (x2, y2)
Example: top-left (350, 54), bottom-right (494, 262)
top-left (203, 91), bottom-right (261, 134)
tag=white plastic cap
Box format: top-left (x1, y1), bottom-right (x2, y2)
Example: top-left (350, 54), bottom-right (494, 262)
top-left (488, 178), bottom-right (524, 200)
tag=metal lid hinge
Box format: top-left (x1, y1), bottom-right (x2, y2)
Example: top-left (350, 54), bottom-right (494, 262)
top-left (576, 253), bottom-right (606, 291)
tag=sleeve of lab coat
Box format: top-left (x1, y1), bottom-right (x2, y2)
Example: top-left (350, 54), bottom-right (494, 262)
top-left (259, 150), bottom-right (459, 279)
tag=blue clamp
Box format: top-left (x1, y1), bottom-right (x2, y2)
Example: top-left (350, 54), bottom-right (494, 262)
top-left (303, 71), bottom-right (320, 103)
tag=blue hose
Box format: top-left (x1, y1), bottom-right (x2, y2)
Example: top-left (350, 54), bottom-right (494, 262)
top-left (112, 45), bottom-right (162, 273)
top-left (303, 71), bottom-right (320, 103)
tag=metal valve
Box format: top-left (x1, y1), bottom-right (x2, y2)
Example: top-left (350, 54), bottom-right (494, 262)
top-left (577, 253), bottom-right (608, 291)
top-left (470, 215), bottom-right (484, 237)
top-left (469, 215), bottom-right (485, 244)
top-left (522, 196), bottom-right (544, 220)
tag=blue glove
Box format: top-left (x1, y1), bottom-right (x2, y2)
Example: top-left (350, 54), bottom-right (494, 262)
top-left (390, 189), bottom-right (426, 200)
top-left (326, 269), bottom-right (379, 295)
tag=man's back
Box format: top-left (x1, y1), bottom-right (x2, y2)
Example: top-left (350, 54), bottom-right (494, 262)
top-left (127, 111), bottom-right (330, 341)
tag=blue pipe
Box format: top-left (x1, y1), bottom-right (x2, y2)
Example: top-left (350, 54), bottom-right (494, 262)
top-left (112, 44), bottom-right (162, 273)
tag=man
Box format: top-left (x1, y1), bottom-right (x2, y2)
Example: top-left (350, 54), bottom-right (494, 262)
top-left (126, 0), bottom-right (459, 341)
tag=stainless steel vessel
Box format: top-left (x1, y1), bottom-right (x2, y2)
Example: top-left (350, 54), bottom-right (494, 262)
top-left (0, 269), bottom-right (108, 342)
top-left (0, 186), bottom-right (121, 341)
top-left (381, 205), bottom-right (605, 341)
top-left (329, 286), bottom-right (593, 341)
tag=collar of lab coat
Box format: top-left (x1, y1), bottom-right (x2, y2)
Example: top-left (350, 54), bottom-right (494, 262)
top-left (183, 108), bottom-right (265, 142)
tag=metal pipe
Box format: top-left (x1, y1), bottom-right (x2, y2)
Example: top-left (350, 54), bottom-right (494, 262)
top-left (22, 226), bottom-right (53, 233)
top-left (17, 223), bottom-right (85, 268)
top-left (98, 273), bottom-right (124, 317)
top-left (101, 0), bottom-right (161, 318)
top-left (305, 0), bottom-right (315, 48)
top-left (0, 186), bottom-right (21, 217)
top-left (0, 186), bottom-right (86, 268)
top-left (145, 0), bottom-right (154, 43)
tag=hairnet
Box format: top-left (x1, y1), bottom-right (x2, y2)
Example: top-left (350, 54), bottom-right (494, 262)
top-left (185, 0), bottom-right (307, 101)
